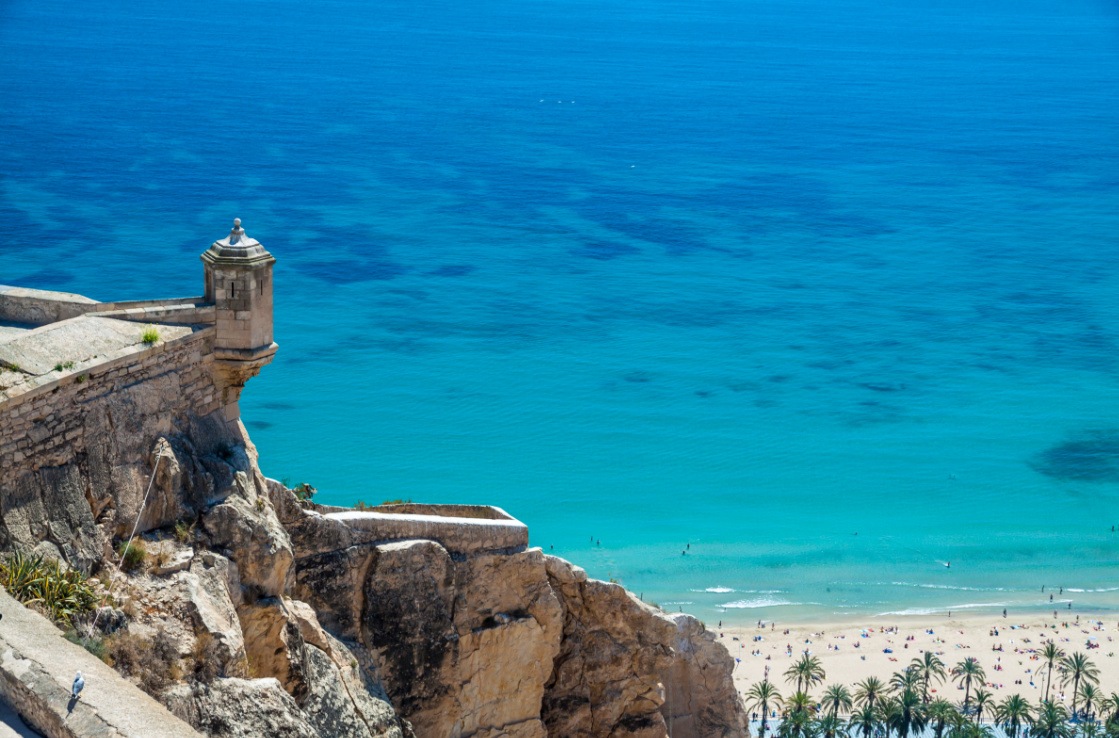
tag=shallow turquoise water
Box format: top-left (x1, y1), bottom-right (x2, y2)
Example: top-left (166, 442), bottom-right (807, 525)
top-left (2, 0), bottom-right (1118, 623)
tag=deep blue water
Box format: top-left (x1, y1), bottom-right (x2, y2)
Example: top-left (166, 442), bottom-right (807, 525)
top-left (3, 0), bottom-right (1119, 623)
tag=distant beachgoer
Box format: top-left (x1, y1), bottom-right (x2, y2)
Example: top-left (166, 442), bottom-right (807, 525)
top-left (1003, 609), bottom-right (1007, 618)
top-left (1060, 588), bottom-right (1063, 595)
top-left (596, 540), bottom-right (600, 546)
top-left (687, 543), bottom-right (690, 550)
top-left (682, 550), bottom-right (686, 555)
top-left (1050, 594), bottom-right (1054, 602)
top-left (946, 562), bottom-right (950, 569)
top-left (1069, 602), bottom-right (1073, 610)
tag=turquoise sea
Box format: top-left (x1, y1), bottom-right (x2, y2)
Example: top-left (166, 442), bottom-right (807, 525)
top-left (2, 0), bottom-right (1118, 624)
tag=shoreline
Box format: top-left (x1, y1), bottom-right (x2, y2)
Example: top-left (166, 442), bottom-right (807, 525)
top-left (718, 610), bottom-right (1119, 700)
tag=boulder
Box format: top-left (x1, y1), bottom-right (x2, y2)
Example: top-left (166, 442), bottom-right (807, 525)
top-left (202, 489), bottom-right (292, 599)
top-left (189, 678), bottom-right (320, 738)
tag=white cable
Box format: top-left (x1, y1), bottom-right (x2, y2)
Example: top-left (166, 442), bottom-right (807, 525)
top-left (90, 439), bottom-right (167, 633)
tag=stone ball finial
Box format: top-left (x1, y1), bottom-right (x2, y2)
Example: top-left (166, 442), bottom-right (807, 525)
top-left (229, 218), bottom-right (245, 244)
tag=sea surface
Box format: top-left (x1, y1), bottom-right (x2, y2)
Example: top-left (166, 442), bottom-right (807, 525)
top-left (2, 0), bottom-right (1118, 625)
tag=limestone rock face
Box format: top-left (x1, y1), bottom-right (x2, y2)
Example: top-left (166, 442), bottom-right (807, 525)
top-left (238, 598), bottom-right (309, 699)
top-left (182, 552), bottom-right (249, 678)
top-left (202, 487), bottom-right (293, 599)
top-left (301, 642), bottom-right (406, 738)
top-left (0, 462), bottom-right (102, 572)
top-left (188, 678), bottom-right (320, 738)
top-left (290, 514), bottom-right (567, 738)
top-left (542, 556), bottom-right (748, 738)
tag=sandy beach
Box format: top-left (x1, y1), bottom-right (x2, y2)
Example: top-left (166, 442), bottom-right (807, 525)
top-left (721, 612), bottom-right (1119, 705)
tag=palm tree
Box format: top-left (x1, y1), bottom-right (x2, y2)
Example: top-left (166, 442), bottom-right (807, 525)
top-left (849, 703), bottom-right (880, 738)
top-left (745, 678), bottom-right (783, 738)
top-left (995, 694), bottom-right (1034, 738)
top-left (855, 677), bottom-right (888, 710)
top-left (1079, 722), bottom-right (1103, 738)
top-left (1099, 692), bottom-right (1119, 728)
top-left (1040, 642), bottom-right (1065, 703)
top-left (879, 696), bottom-right (902, 738)
top-left (888, 688), bottom-right (927, 738)
top-left (950, 723), bottom-right (996, 738)
top-left (927, 697), bottom-right (960, 738)
top-left (972, 688), bottom-right (994, 725)
top-left (951, 658), bottom-right (986, 711)
top-left (891, 667), bottom-right (923, 695)
top-left (784, 653), bottom-right (826, 694)
top-left (1031, 701), bottom-right (1072, 738)
top-left (1079, 683), bottom-right (1102, 724)
top-left (820, 683), bottom-right (853, 718)
top-left (781, 691), bottom-right (816, 738)
top-left (1059, 652), bottom-right (1100, 717)
top-left (816, 712), bottom-right (844, 738)
top-left (912, 651), bottom-right (948, 703)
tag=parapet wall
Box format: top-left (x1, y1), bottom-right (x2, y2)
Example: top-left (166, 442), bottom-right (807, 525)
top-left (319, 505), bottom-right (528, 554)
top-left (0, 286), bottom-right (99, 326)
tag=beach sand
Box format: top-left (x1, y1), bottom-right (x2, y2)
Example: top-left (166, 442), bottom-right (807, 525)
top-left (721, 611), bottom-right (1119, 706)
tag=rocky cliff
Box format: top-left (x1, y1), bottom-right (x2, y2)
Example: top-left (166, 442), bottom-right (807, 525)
top-left (0, 293), bottom-right (746, 737)
top-left (2, 411), bottom-right (747, 737)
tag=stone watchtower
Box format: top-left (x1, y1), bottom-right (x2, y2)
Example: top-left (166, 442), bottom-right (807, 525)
top-left (201, 218), bottom-right (278, 420)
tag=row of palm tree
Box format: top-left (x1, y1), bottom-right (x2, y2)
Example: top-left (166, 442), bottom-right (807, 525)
top-left (744, 646), bottom-right (1109, 738)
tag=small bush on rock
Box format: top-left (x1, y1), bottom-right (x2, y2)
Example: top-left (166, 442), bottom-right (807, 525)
top-left (292, 482), bottom-right (316, 502)
top-left (117, 540), bottom-right (146, 572)
top-left (173, 520), bottom-right (195, 544)
top-left (106, 628), bottom-right (181, 695)
top-left (190, 632), bottom-right (224, 684)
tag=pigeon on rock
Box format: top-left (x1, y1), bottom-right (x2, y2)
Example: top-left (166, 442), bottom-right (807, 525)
top-left (72, 671), bottom-right (84, 700)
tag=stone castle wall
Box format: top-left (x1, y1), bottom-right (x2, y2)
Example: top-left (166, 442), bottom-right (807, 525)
top-left (0, 328), bottom-right (222, 479)
top-left (0, 326), bottom-right (241, 570)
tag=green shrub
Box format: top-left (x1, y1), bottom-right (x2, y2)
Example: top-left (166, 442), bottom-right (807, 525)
top-left (53, 361), bottom-right (75, 372)
top-left (65, 631), bottom-right (108, 659)
top-left (379, 498), bottom-right (411, 506)
top-left (0, 552), bottom-right (101, 625)
top-left (117, 540), bottom-right (146, 572)
top-left (140, 326), bottom-right (160, 345)
top-left (354, 500), bottom-right (370, 511)
top-left (292, 482), bottom-right (316, 501)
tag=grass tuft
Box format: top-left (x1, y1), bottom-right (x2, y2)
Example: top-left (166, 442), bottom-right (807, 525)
top-left (140, 326), bottom-right (160, 345)
top-left (117, 540), bottom-right (147, 572)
